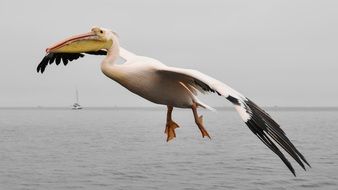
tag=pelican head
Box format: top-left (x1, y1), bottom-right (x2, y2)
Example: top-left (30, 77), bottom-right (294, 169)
top-left (46, 27), bottom-right (115, 53)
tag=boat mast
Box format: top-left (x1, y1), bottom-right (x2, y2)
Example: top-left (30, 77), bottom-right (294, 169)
top-left (76, 88), bottom-right (79, 104)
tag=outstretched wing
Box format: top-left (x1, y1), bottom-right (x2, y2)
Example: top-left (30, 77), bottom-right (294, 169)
top-left (36, 50), bottom-right (107, 73)
top-left (157, 66), bottom-right (310, 176)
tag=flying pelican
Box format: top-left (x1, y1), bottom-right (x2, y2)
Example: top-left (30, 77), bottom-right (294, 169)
top-left (37, 27), bottom-right (310, 176)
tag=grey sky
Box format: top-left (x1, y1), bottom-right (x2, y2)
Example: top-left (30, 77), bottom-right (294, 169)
top-left (0, 0), bottom-right (337, 107)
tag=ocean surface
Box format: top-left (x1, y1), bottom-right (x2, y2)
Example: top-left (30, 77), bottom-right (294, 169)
top-left (0, 108), bottom-right (337, 190)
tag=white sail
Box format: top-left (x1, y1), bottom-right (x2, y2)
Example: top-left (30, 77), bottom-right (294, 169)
top-left (72, 88), bottom-right (82, 110)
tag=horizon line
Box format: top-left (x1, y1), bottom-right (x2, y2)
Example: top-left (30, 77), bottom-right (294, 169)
top-left (1, 106), bottom-right (338, 111)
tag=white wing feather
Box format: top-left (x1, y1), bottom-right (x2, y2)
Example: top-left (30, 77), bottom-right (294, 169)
top-left (156, 66), bottom-right (310, 175)
top-left (157, 66), bottom-right (251, 121)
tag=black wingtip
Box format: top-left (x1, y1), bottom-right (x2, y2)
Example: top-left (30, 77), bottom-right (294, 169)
top-left (245, 119), bottom-right (297, 176)
top-left (36, 52), bottom-right (88, 73)
top-left (36, 50), bottom-right (107, 73)
top-left (37, 55), bottom-right (49, 73)
top-left (242, 98), bottom-right (310, 176)
top-left (299, 154), bottom-right (311, 168)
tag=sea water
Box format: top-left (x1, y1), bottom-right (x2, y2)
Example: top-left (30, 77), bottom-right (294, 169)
top-left (0, 108), bottom-right (337, 190)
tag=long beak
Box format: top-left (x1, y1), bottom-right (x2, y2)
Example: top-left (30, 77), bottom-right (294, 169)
top-left (46, 32), bottom-right (109, 53)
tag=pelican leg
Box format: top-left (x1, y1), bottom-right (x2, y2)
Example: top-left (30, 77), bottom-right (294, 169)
top-left (165, 106), bottom-right (180, 142)
top-left (192, 103), bottom-right (211, 139)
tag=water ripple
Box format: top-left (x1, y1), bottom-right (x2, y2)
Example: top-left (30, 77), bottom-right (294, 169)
top-left (0, 109), bottom-right (337, 190)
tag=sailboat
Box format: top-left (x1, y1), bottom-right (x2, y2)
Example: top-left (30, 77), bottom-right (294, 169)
top-left (72, 89), bottom-right (83, 110)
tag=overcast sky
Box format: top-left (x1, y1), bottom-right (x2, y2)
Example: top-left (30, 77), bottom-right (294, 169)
top-left (0, 0), bottom-right (337, 107)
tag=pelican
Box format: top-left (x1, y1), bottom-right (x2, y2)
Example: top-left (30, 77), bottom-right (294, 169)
top-left (37, 27), bottom-right (310, 176)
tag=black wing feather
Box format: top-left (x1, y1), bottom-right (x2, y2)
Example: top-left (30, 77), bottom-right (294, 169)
top-left (243, 99), bottom-right (311, 176)
top-left (37, 50), bottom-right (107, 73)
top-left (49, 56), bottom-right (55, 64)
top-left (36, 56), bottom-right (50, 73)
top-left (55, 55), bottom-right (61, 65)
top-left (61, 56), bottom-right (69, 65)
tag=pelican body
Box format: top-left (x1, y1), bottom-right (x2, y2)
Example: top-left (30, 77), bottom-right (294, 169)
top-left (37, 27), bottom-right (310, 176)
top-left (104, 60), bottom-right (198, 108)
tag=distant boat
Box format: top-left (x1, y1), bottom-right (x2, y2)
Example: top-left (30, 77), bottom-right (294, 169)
top-left (72, 89), bottom-right (82, 110)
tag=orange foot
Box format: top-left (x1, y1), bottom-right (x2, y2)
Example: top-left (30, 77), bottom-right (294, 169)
top-left (196, 116), bottom-right (211, 139)
top-left (165, 120), bottom-right (180, 142)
